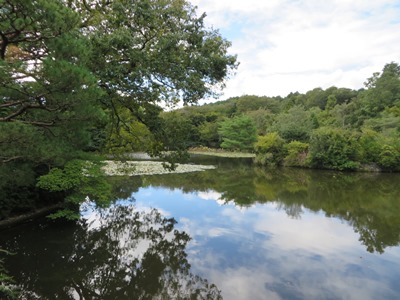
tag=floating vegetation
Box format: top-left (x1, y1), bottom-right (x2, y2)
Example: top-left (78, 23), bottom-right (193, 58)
top-left (102, 160), bottom-right (216, 176)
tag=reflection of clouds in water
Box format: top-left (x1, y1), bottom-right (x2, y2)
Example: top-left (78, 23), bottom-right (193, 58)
top-left (182, 193), bottom-right (196, 201)
top-left (253, 206), bottom-right (360, 254)
top-left (184, 201), bottom-right (400, 299)
top-left (384, 246), bottom-right (400, 260)
top-left (208, 227), bottom-right (234, 237)
top-left (197, 190), bottom-right (221, 201)
top-left (129, 187), bottom-right (400, 299)
top-left (193, 247), bottom-right (397, 300)
top-left (79, 200), bottom-right (178, 266)
top-left (140, 190), bottom-right (154, 197)
top-left (134, 200), bottom-right (171, 217)
top-left (210, 267), bottom-right (280, 300)
top-left (81, 200), bottom-right (173, 230)
top-left (80, 200), bottom-right (102, 230)
top-left (179, 207), bottom-right (248, 241)
top-left (260, 249), bottom-right (396, 300)
top-left (221, 206), bottom-right (249, 223)
top-left (80, 200), bottom-right (97, 218)
top-left (216, 202), bottom-right (360, 255)
top-left (198, 190), bottom-right (257, 211)
top-left (197, 190), bottom-right (225, 205)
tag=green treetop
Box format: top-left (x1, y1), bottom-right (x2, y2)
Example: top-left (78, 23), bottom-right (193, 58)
top-left (218, 115), bottom-right (257, 151)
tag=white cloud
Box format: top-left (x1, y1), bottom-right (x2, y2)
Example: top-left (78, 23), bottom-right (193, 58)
top-left (191, 0), bottom-right (400, 99)
top-left (197, 190), bottom-right (222, 201)
top-left (209, 267), bottom-right (280, 300)
top-left (254, 207), bottom-right (360, 253)
top-left (197, 190), bottom-right (229, 205)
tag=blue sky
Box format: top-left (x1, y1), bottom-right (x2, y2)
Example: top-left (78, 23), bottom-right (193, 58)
top-left (191, 0), bottom-right (400, 101)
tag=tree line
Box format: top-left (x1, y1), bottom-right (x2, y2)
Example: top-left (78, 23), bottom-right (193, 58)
top-left (164, 62), bottom-right (400, 172)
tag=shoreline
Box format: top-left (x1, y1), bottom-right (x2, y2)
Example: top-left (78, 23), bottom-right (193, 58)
top-left (188, 149), bottom-right (255, 158)
top-left (1, 160), bottom-right (216, 228)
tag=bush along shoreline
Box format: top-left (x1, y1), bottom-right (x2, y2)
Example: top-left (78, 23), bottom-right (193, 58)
top-left (253, 129), bottom-right (399, 172)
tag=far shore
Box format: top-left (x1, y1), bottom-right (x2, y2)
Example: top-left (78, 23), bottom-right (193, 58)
top-left (188, 148), bottom-right (255, 158)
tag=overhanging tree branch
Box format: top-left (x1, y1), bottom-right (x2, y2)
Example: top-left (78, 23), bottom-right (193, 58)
top-left (0, 102), bottom-right (61, 122)
top-left (1, 156), bottom-right (23, 163)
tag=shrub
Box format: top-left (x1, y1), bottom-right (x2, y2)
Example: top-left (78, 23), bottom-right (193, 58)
top-left (359, 129), bottom-right (381, 163)
top-left (359, 129), bottom-right (400, 170)
top-left (378, 145), bottom-right (400, 170)
top-left (308, 127), bottom-right (361, 171)
top-left (284, 141), bottom-right (309, 167)
top-left (254, 133), bottom-right (286, 166)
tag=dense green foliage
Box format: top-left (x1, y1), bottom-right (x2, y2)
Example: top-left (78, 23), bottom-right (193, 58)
top-left (283, 141), bottom-right (308, 167)
top-left (218, 115), bottom-right (257, 151)
top-left (0, 0), bottom-right (237, 219)
top-left (166, 62), bottom-right (400, 172)
top-left (36, 160), bottom-right (111, 219)
top-left (254, 132), bottom-right (285, 166)
top-left (308, 127), bottom-right (360, 170)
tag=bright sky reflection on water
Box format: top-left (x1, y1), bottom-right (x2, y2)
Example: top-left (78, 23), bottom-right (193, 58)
top-left (108, 184), bottom-right (400, 300)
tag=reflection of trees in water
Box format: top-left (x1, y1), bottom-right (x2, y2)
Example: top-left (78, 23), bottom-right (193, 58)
top-left (107, 175), bottom-right (143, 200)
top-left (4, 206), bottom-right (222, 299)
top-left (276, 202), bottom-right (303, 219)
top-left (71, 206), bottom-right (222, 299)
top-left (138, 163), bottom-right (400, 253)
top-left (255, 169), bottom-right (400, 254)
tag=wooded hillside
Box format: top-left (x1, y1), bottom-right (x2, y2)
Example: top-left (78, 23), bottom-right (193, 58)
top-left (164, 62), bottom-right (400, 171)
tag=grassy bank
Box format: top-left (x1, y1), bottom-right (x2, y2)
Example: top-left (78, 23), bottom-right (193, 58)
top-left (188, 147), bottom-right (256, 158)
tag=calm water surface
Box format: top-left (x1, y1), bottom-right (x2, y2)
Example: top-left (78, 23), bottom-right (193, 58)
top-left (1, 156), bottom-right (400, 299)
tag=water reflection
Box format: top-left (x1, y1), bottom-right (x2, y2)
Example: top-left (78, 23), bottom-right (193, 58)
top-left (129, 166), bottom-right (400, 299)
top-left (1, 157), bottom-right (400, 299)
top-left (142, 164), bottom-right (400, 254)
top-left (130, 189), bottom-right (400, 299)
top-left (1, 204), bottom-right (222, 299)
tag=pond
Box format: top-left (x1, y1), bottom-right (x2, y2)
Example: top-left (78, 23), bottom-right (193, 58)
top-left (1, 156), bottom-right (400, 299)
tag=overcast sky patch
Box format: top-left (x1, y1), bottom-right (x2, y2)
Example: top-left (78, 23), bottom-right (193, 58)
top-left (191, 0), bottom-right (400, 101)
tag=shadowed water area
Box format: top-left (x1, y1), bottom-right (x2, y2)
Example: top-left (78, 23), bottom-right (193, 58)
top-left (1, 156), bottom-right (400, 299)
